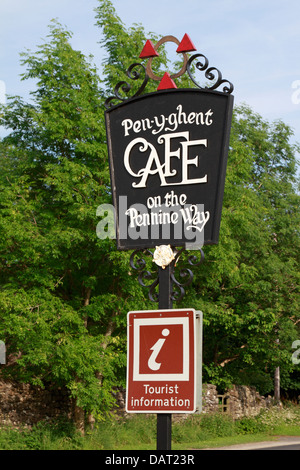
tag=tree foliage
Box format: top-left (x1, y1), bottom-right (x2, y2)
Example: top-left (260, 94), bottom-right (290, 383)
top-left (0, 0), bottom-right (299, 422)
top-left (190, 105), bottom-right (300, 392)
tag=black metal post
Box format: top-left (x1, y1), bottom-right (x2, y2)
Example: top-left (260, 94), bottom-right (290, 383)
top-left (157, 264), bottom-right (173, 451)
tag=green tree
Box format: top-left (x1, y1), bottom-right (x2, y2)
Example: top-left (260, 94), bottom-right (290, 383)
top-left (188, 105), bottom-right (300, 394)
top-left (95, 0), bottom-right (300, 396)
top-left (0, 13), bottom-right (149, 429)
top-left (0, 0), bottom-right (172, 430)
top-left (95, 0), bottom-right (168, 99)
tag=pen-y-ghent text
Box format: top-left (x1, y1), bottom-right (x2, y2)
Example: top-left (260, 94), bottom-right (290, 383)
top-left (121, 104), bottom-right (213, 137)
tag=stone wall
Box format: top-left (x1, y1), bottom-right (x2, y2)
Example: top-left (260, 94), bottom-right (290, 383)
top-left (0, 380), bottom-right (271, 428)
top-left (226, 385), bottom-right (269, 419)
top-left (202, 383), bottom-right (269, 419)
top-left (0, 380), bottom-right (72, 428)
top-left (201, 384), bottom-right (219, 413)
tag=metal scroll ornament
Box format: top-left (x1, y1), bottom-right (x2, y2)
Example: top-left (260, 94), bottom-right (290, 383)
top-left (186, 54), bottom-right (234, 94)
top-left (104, 63), bottom-right (149, 109)
top-left (104, 34), bottom-right (233, 109)
top-left (130, 246), bottom-right (205, 303)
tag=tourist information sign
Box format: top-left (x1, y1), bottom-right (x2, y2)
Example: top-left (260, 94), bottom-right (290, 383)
top-left (126, 309), bottom-right (202, 414)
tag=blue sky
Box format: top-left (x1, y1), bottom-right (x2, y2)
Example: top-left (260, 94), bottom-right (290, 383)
top-left (1, 0), bottom-right (300, 152)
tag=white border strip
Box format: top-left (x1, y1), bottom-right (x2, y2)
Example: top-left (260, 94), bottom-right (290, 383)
top-left (133, 317), bottom-right (189, 381)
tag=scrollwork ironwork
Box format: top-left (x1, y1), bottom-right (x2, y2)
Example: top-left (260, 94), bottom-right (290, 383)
top-left (187, 53), bottom-right (234, 94)
top-left (104, 36), bottom-right (233, 108)
top-left (104, 63), bottom-right (149, 109)
top-left (171, 247), bottom-right (205, 302)
top-left (130, 249), bottom-right (159, 302)
top-left (130, 246), bottom-right (204, 303)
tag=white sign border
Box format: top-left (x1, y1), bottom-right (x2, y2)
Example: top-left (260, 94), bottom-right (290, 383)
top-left (133, 316), bottom-right (189, 381)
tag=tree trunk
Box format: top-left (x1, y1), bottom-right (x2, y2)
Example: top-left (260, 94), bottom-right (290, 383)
top-left (274, 366), bottom-right (280, 403)
top-left (274, 335), bottom-right (281, 404)
top-left (73, 397), bottom-right (85, 435)
top-left (73, 287), bottom-right (93, 434)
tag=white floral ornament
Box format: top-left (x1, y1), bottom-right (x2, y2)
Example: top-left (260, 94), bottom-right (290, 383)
top-left (153, 245), bottom-right (175, 269)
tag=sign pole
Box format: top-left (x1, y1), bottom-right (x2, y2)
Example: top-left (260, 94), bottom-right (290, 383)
top-left (158, 265), bottom-right (173, 310)
top-left (157, 264), bottom-right (173, 450)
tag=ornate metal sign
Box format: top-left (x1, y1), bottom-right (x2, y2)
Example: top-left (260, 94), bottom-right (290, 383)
top-left (104, 33), bottom-right (234, 299)
top-left (104, 34), bottom-right (234, 450)
top-left (106, 88), bottom-right (233, 250)
top-left (105, 35), bottom-right (233, 251)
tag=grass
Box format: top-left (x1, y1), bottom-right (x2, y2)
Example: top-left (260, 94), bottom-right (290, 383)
top-left (0, 405), bottom-right (299, 450)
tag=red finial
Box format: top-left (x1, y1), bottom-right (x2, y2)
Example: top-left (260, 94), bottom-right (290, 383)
top-left (139, 40), bottom-right (159, 58)
top-left (176, 34), bottom-right (196, 53)
top-left (157, 72), bottom-right (177, 90)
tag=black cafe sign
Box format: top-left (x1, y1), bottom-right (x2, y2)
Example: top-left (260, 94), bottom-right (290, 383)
top-left (105, 36), bottom-right (234, 251)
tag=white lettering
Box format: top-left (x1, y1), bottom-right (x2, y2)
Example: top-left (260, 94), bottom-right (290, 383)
top-left (180, 138), bottom-right (208, 184)
top-left (105, 455), bottom-right (139, 467)
top-left (180, 206), bottom-right (210, 232)
top-left (97, 196), bottom-right (209, 248)
top-left (121, 118), bottom-right (133, 136)
top-left (121, 104), bottom-right (214, 137)
top-left (147, 195), bottom-right (162, 209)
top-left (142, 118), bottom-right (151, 131)
top-left (123, 137), bottom-right (167, 188)
top-left (124, 132), bottom-right (208, 188)
top-left (153, 114), bottom-right (165, 134)
top-left (144, 384), bottom-right (179, 394)
top-left (157, 131), bottom-right (188, 177)
top-left (205, 109), bottom-right (213, 125)
top-left (130, 395), bottom-right (190, 409)
top-left (164, 190), bottom-right (187, 207)
top-left (177, 104), bottom-right (187, 124)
